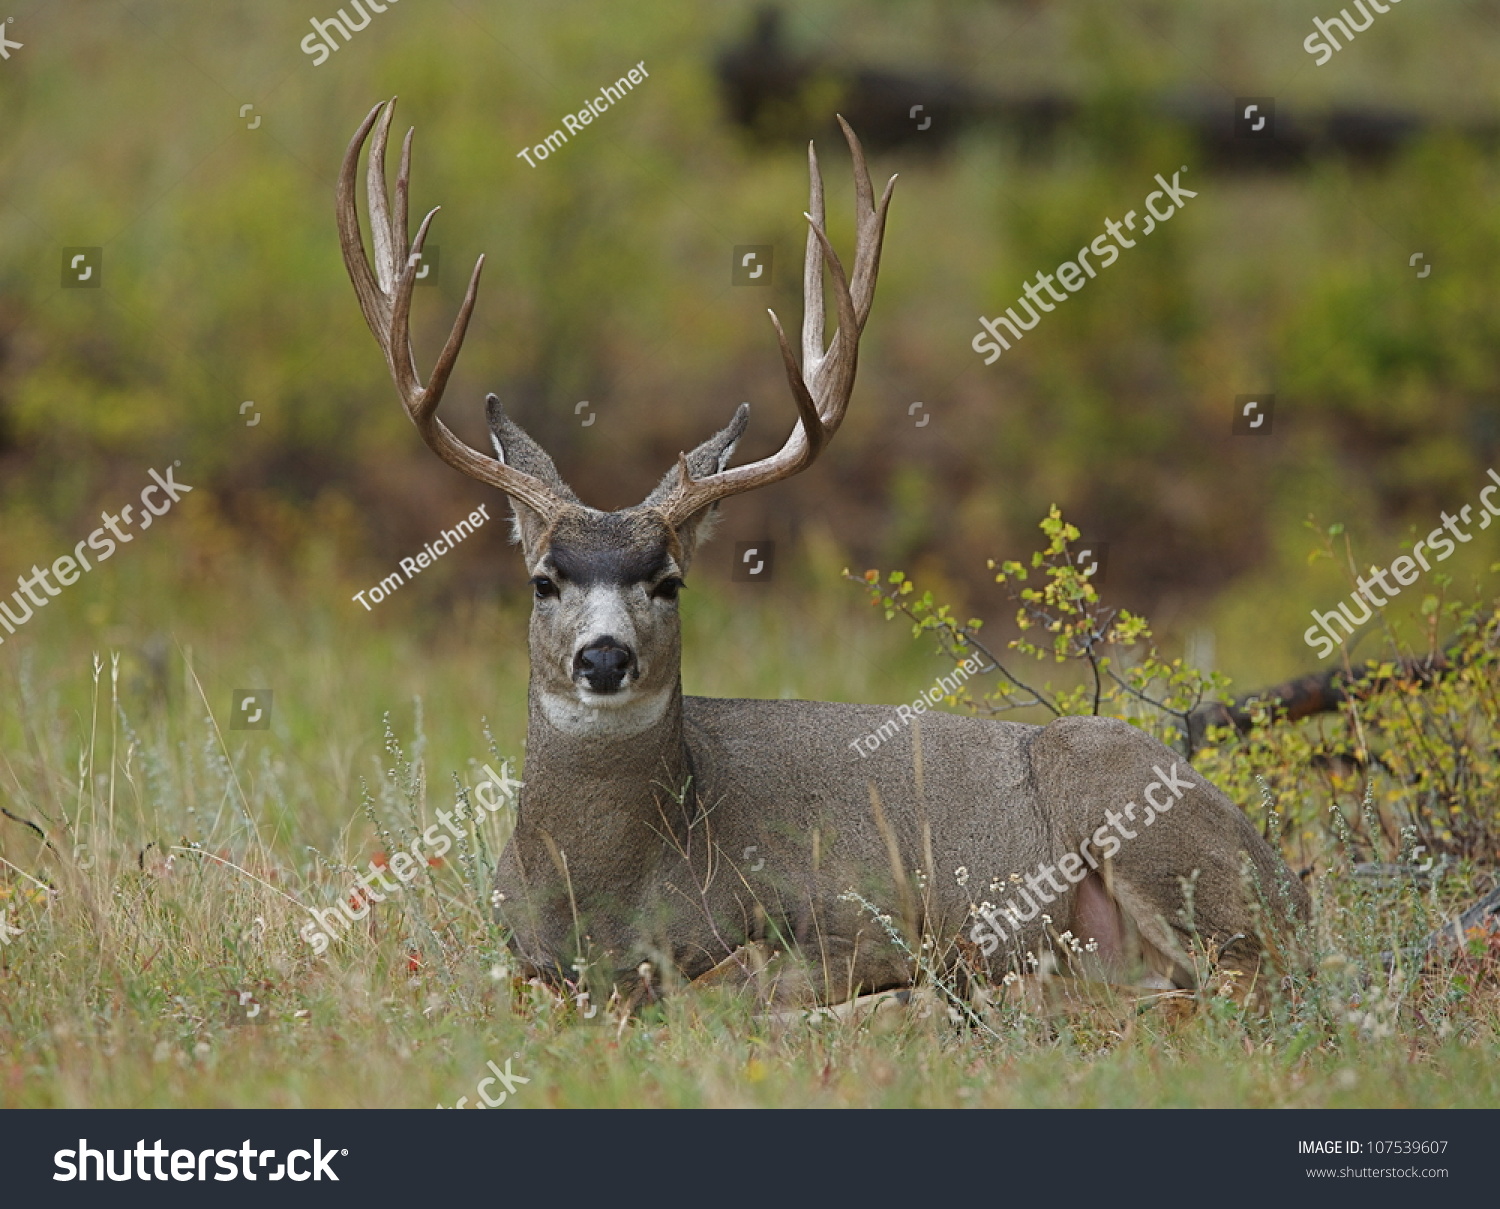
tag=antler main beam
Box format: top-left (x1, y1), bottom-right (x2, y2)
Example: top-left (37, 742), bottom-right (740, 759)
top-left (655, 116), bottom-right (896, 529)
top-left (337, 98), bottom-right (565, 519)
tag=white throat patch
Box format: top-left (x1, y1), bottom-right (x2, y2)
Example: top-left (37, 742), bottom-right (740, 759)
top-left (537, 687), bottom-right (672, 738)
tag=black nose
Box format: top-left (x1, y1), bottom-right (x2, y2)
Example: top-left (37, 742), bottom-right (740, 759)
top-left (574, 637), bottom-right (635, 693)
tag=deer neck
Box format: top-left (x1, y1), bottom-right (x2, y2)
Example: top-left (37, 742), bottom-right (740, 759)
top-left (520, 676), bottom-right (696, 848)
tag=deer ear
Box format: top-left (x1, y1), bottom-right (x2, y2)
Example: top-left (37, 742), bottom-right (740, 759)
top-left (640, 403), bottom-right (749, 567)
top-left (486, 395), bottom-right (580, 557)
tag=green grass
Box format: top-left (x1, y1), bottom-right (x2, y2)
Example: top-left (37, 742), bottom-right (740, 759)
top-left (2, 536), bottom-right (1497, 1109)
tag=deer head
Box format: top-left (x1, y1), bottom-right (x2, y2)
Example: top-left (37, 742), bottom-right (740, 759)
top-left (337, 100), bottom-right (895, 736)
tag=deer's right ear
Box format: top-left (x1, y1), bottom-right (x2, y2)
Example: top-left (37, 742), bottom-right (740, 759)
top-left (641, 403), bottom-right (750, 568)
top-left (486, 395), bottom-right (579, 557)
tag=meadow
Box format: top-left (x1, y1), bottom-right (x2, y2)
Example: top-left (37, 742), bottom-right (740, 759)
top-left (2, 0), bottom-right (1499, 1111)
top-left (1, 526), bottom-right (1497, 1109)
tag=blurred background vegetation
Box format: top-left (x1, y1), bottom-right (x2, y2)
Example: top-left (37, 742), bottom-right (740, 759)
top-left (2, 0), bottom-right (1499, 705)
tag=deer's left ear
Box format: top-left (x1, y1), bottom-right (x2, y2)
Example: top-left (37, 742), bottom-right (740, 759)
top-left (486, 394), bottom-right (582, 560)
top-left (640, 403), bottom-right (749, 569)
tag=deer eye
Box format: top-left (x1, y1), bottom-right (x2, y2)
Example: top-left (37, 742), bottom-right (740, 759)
top-left (530, 576), bottom-right (559, 600)
top-left (651, 577), bottom-right (683, 602)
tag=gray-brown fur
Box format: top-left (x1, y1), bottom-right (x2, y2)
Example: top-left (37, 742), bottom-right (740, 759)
top-left (496, 674), bottom-right (1311, 1006)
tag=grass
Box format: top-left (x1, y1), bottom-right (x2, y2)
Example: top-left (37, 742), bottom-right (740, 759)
top-left (1, 536), bottom-right (1498, 1109)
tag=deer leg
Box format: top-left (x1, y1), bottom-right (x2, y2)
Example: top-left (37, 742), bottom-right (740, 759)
top-left (1073, 870), bottom-right (1126, 975)
top-left (1072, 870), bottom-right (1180, 990)
top-left (686, 943), bottom-right (823, 1006)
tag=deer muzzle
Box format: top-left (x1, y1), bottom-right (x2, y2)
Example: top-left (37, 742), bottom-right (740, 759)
top-left (574, 636), bottom-right (637, 694)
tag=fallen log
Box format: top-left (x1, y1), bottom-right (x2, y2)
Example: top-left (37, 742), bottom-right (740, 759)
top-left (715, 4), bottom-right (1495, 165)
top-left (1381, 883), bottom-right (1500, 973)
top-left (1185, 650), bottom-right (1458, 755)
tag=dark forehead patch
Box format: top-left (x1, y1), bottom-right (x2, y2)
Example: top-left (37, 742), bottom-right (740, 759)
top-left (549, 543), bottom-right (671, 587)
top-left (544, 512), bottom-right (675, 586)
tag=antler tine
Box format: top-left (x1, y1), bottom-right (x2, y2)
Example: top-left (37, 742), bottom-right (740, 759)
top-left (394, 125), bottom-right (414, 289)
top-left (366, 102), bottom-right (400, 295)
top-left (337, 102), bottom-right (391, 340)
top-left (768, 307), bottom-right (825, 463)
top-left (657, 121), bottom-right (895, 530)
top-left (385, 202), bottom-right (438, 410)
top-left (801, 214), bottom-right (861, 435)
top-left (800, 139), bottom-right (826, 394)
top-left (836, 114), bottom-right (896, 332)
top-left (416, 215), bottom-right (483, 412)
top-left (336, 98), bottom-right (565, 519)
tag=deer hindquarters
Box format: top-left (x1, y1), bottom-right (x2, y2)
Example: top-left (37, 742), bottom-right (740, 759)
top-left (1029, 715), bottom-right (1311, 990)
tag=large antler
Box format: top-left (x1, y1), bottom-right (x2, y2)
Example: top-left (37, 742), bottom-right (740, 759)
top-left (337, 99), bottom-right (565, 519)
top-left (655, 115), bottom-right (896, 529)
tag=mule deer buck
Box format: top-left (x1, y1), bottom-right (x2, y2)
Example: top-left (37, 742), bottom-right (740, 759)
top-left (338, 99), bottom-right (1309, 1011)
